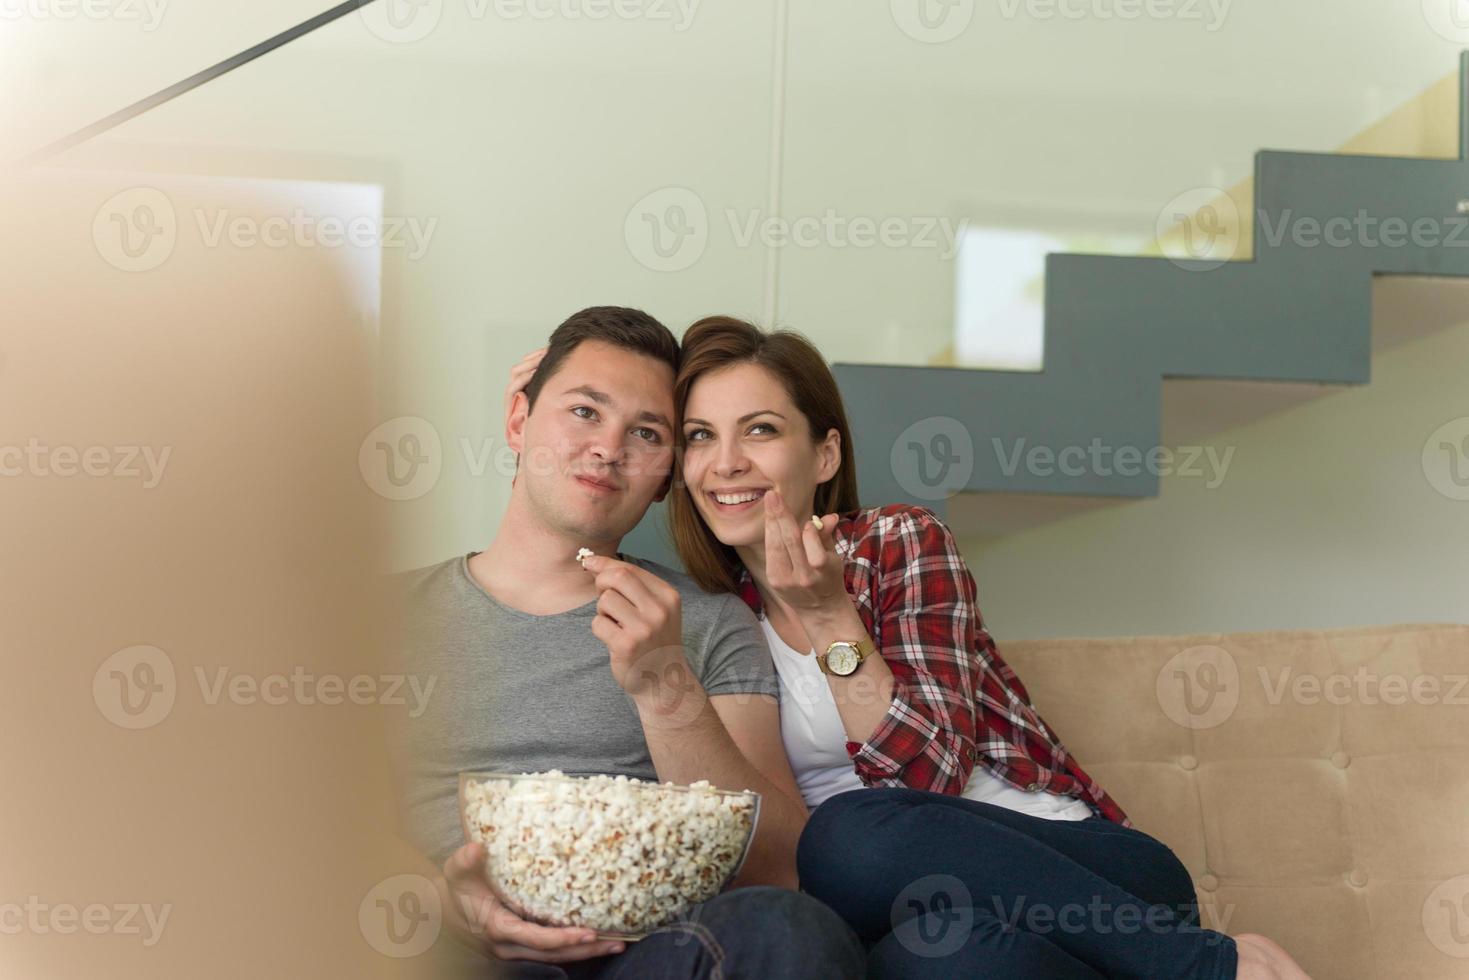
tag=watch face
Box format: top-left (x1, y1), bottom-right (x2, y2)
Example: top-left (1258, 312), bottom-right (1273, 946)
top-left (827, 643), bottom-right (860, 676)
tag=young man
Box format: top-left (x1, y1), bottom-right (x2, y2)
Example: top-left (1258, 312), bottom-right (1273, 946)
top-left (394, 307), bottom-right (863, 978)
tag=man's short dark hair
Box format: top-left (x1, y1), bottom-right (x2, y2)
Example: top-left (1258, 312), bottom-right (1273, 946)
top-left (522, 306), bottom-right (680, 411)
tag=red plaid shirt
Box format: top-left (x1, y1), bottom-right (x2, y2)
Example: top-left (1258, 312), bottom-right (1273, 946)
top-left (737, 504), bottom-right (1129, 826)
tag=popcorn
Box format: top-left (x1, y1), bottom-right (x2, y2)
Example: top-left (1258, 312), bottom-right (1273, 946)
top-left (810, 515), bottom-right (823, 530)
top-left (461, 771), bottom-right (757, 936)
top-left (575, 547), bottom-right (594, 568)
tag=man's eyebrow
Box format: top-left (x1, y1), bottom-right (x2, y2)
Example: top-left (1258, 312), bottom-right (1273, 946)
top-left (561, 385), bottom-right (611, 405)
top-left (637, 410), bottom-right (673, 432)
top-left (563, 385), bottom-right (671, 430)
top-left (683, 410), bottom-right (786, 427)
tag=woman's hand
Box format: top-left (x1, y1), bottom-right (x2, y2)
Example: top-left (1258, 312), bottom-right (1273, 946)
top-left (765, 491), bottom-right (894, 741)
top-left (762, 489), bottom-right (848, 615)
top-left (504, 347), bottom-right (547, 422)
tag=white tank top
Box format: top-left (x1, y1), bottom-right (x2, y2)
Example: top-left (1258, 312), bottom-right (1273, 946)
top-left (760, 618), bottom-right (1093, 820)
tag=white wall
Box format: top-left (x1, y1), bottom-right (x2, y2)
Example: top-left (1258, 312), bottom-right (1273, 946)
top-left (21, 1), bottom-right (1469, 625)
top-left (964, 302), bottom-right (1469, 640)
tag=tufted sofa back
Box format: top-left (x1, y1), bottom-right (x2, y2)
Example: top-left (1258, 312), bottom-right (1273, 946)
top-left (1002, 622), bottom-right (1469, 980)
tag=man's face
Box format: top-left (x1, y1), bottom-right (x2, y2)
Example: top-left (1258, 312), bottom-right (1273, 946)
top-left (508, 340), bottom-right (676, 544)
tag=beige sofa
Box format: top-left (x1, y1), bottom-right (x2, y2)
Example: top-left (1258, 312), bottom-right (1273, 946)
top-left (1003, 622), bottom-right (1469, 980)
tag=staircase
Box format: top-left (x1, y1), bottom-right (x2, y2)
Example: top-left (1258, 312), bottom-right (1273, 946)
top-left (841, 52), bottom-right (1469, 528)
top-left (625, 54), bottom-right (1469, 563)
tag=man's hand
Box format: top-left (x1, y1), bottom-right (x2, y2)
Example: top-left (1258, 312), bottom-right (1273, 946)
top-left (439, 841), bottom-right (624, 963)
top-left (580, 558), bottom-right (808, 890)
top-left (582, 556), bottom-right (689, 699)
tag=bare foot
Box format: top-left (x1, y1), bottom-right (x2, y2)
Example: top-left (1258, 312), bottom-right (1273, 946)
top-left (1233, 933), bottom-right (1312, 980)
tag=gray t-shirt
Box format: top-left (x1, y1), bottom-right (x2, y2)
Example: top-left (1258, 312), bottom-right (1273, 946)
top-left (391, 552), bottom-right (778, 865)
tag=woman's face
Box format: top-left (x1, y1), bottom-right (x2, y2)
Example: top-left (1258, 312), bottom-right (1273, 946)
top-left (680, 361), bottom-right (840, 549)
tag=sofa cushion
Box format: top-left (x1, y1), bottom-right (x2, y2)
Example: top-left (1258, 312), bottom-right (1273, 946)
top-left (1002, 622), bottom-right (1469, 980)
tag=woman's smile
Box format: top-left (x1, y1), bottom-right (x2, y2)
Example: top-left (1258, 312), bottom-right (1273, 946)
top-left (707, 486), bottom-right (769, 514)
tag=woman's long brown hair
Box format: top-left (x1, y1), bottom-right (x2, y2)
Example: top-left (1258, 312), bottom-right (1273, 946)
top-left (670, 315), bottom-right (861, 594)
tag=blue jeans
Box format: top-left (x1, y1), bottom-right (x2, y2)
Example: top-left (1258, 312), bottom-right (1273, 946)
top-left (485, 886), bottom-right (865, 980)
top-left (797, 788), bottom-right (1238, 979)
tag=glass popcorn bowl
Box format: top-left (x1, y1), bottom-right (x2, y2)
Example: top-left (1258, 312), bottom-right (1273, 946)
top-left (458, 771), bottom-right (761, 941)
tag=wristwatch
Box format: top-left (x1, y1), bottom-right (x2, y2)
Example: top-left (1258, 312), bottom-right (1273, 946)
top-left (817, 637), bottom-right (877, 677)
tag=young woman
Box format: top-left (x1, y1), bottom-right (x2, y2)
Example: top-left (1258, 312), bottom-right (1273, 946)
top-left (503, 324), bottom-right (1310, 979)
